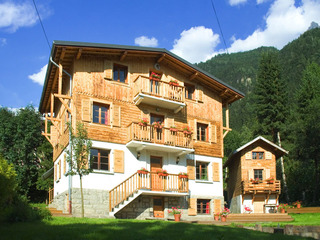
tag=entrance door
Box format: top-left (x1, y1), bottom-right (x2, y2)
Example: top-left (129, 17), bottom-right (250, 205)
top-left (151, 156), bottom-right (163, 191)
top-left (253, 196), bottom-right (265, 213)
top-left (153, 197), bottom-right (164, 218)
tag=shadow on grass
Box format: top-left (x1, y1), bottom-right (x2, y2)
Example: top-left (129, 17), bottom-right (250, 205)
top-left (0, 218), bottom-right (312, 240)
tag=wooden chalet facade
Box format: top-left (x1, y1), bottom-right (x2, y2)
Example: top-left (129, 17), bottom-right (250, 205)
top-left (39, 41), bottom-right (244, 219)
top-left (224, 136), bottom-right (288, 214)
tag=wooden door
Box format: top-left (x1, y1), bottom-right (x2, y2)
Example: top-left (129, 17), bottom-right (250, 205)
top-left (151, 156), bottom-right (163, 191)
top-left (153, 197), bottom-right (164, 218)
top-left (150, 114), bottom-right (164, 143)
top-left (253, 196), bottom-right (265, 213)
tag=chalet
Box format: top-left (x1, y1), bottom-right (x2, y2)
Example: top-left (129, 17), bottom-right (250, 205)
top-left (224, 136), bottom-right (288, 214)
top-left (39, 41), bottom-right (244, 219)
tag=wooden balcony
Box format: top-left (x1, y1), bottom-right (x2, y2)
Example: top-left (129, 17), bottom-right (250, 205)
top-left (241, 180), bottom-right (281, 195)
top-left (109, 171), bottom-right (189, 212)
top-left (126, 122), bottom-right (194, 154)
top-left (133, 76), bottom-right (186, 113)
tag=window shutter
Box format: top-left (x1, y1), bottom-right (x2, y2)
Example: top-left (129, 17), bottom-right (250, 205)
top-left (212, 162), bottom-right (220, 182)
top-left (248, 170), bottom-right (253, 180)
top-left (188, 198), bottom-right (197, 216)
top-left (187, 159), bottom-right (195, 180)
top-left (166, 116), bottom-right (174, 143)
top-left (114, 150), bottom-right (124, 173)
top-left (266, 151), bottom-right (272, 160)
top-left (266, 169), bottom-right (270, 179)
top-left (82, 99), bottom-right (91, 122)
top-left (214, 199), bottom-right (221, 214)
top-left (193, 119), bottom-right (197, 140)
top-left (54, 164), bottom-right (57, 181)
top-left (196, 85), bottom-right (203, 102)
top-left (245, 152), bottom-right (251, 160)
top-left (104, 60), bottom-right (113, 80)
top-left (59, 160), bottom-right (61, 179)
top-left (209, 123), bottom-right (217, 143)
top-left (111, 104), bottom-right (121, 127)
top-left (63, 154), bottom-right (66, 174)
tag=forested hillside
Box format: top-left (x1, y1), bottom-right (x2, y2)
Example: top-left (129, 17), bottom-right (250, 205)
top-left (196, 27), bottom-right (320, 204)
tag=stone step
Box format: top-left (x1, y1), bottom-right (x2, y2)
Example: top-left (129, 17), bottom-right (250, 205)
top-left (226, 213), bottom-right (294, 222)
top-left (48, 207), bottom-right (72, 217)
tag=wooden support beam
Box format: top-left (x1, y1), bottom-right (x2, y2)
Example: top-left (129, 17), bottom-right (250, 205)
top-left (58, 97), bottom-right (72, 114)
top-left (54, 93), bottom-right (72, 100)
top-left (42, 132), bottom-right (54, 147)
top-left (60, 48), bottom-right (66, 60)
top-left (120, 51), bottom-right (127, 61)
top-left (219, 89), bottom-right (229, 97)
top-left (46, 116), bottom-right (61, 122)
top-left (76, 48), bottom-right (82, 60)
top-left (50, 118), bottom-right (62, 136)
top-left (50, 93), bottom-right (54, 117)
top-left (189, 72), bottom-right (198, 81)
top-left (58, 63), bottom-right (63, 95)
top-left (157, 53), bottom-right (166, 63)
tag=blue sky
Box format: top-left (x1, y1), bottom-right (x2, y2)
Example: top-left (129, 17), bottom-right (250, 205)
top-left (0, 0), bottom-right (320, 109)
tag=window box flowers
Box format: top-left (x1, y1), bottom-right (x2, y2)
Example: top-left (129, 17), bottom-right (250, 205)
top-left (138, 118), bottom-right (149, 127)
top-left (266, 177), bottom-right (274, 184)
top-left (178, 172), bottom-right (188, 179)
top-left (169, 79), bottom-right (179, 86)
top-left (149, 72), bottom-right (161, 81)
top-left (183, 126), bottom-right (192, 135)
top-left (157, 169), bottom-right (168, 177)
top-left (169, 126), bottom-right (178, 132)
top-left (250, 178), bottom-right (260, 184)
top-left (152, 121), bottom-right (162, 129)
top-left (137, 168), bottom-right (149, 174)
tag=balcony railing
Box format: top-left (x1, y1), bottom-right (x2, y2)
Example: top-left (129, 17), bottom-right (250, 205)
top-left (133, 76), bottom-right (185, 111)
top-left (109, 171), bottom-right (189, 212)
top-left (241, 180), bottom-right (281, 194)
top-left (127, 122), bottom-right (193, 149)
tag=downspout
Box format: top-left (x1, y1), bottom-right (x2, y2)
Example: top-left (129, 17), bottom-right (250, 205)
top-left (50, 57), bottom-right (73, 214)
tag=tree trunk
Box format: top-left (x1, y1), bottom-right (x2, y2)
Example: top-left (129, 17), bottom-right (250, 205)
top-left (277, 132), bottom-right (289, 202)
top-left (313, 158), bottom-right (319, 203)
top-left (80, 175), bottom-right (84, 218)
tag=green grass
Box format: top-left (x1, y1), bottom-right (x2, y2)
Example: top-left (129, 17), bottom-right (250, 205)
top-left (0, 217), bottom-right (314, 240)
top-left (240, 213), bottom-right (320, 227)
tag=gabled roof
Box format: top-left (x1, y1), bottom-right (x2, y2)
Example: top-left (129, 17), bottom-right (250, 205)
top-left (39, 40), bottom-right (244, 113)
top-left (224, 136), bottom-right (288, 168)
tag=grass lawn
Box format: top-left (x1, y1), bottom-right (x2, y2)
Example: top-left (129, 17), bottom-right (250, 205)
top-left (241, 213), bottom-right (320, 227)
top-left (0, 217), bottom-right (314, 240)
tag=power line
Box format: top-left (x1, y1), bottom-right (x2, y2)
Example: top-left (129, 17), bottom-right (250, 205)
top-left (210, 0), bottom-right (229, 54)
top-left (32, 0), bottom-right (51, 51)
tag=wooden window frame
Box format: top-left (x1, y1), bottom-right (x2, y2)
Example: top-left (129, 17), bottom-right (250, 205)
top-left (197, 199), bottom-right (211, 215)
top-left (185, 83), bottom-right (195, 100)
top-left (90, 148), bottom-right (110, 171)
top-left (252, 151), bottom-right (264, 160)
top-left (196, 161), bottom-right (208, 180)
top-left (197, 123), bottom-right (208, 142)
top-left (92, 102), bottom-right (110, 125)
top-left (113, 64), bottom-right (128, 83)
top-left (254, 169), bottom-right (263, 180)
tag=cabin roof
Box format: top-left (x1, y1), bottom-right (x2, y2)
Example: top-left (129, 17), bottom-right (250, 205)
top-left (39, 40), bottom-right (245, 113)
top-left (223, 136), bottom-right (288, 168)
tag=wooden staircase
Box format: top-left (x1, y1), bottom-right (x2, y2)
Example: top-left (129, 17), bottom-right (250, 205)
top-left (226, 213), bottom-right (294, 223)
top-left (48, 207), bottom-right (72, 217)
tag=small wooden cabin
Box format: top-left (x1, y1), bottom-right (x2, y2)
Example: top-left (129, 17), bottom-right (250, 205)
top-left (224, 136), bottom-right (288, 213)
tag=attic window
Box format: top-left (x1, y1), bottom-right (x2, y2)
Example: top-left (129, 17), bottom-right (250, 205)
top-left (113, 64), bottom-right (128, 83)
top-left (252, 152), bottom-right (264, 160)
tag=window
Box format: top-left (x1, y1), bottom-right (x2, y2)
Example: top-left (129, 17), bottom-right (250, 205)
top-left (113, 64), bottom-right (128, 83)
top-left (197, 199), bottom-right (210, 214)
top-left (93, 103), bottom-right (109, 125)
top-left (185, 84), bottom-right (195, 99)
top-left (90, 149), bottom-right (110, 171)
top-left (197, 123), bottom-right (208, 141)
top-left (252, 152), bottom-right (264, 160)
top-left (254, 169), bottom-right (263, 180)
top-left (196, 161), bottom-right (208, 180)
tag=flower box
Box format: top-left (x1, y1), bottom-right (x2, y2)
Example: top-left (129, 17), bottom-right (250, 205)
top-left (179, 175), bottom-right (188, 179)
top-left (137, 170), bottom-right (149, 174)
top-left (169, 80), bottom-right (179, 86)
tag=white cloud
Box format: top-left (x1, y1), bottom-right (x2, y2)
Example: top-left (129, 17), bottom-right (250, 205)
top-left (0, 1), bottom-right (38, 32)
top-left (229, 0), bottom-right (247, 6)
top-left (134, 36), bottom-right (158, 47)
top-left (28, 65), bottom-right (47, 86)
top-left (170, 26), bottom-right (220, 63)
top-left (256, 0), bottom-right (269, 4)
top-left (0, 38), bottom-right (6, 46)
top-left (228, 0), bottom-right (320, 53)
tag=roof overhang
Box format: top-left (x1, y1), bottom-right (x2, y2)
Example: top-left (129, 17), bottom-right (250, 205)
top-left (39, 41), bottom-right (245, 113)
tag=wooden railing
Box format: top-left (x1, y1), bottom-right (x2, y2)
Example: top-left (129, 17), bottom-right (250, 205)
top-left (127, 122), bottom-right (193, 149)
top-left (133, 75), bottom-right (185, 102)
top-left (48, 187), bottom-right (54, 204)
top-left (109, 171), bottom-right (189, 212)
top-left (241, 180), bottom-right (281, 194)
